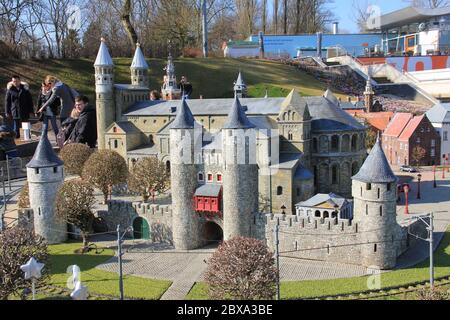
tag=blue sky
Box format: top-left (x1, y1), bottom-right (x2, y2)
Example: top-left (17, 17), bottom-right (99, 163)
top-left (330, 0), bottom-right (408, 33)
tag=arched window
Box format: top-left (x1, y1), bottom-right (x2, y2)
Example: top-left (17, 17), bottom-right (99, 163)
top-left (342, 134), bottom-right (350, 152)
top-left (277, 186), bottom-right (283, 195)
top-left (323, 211), bottom-right (330, 218)
top-left (292, 112), bottom-right (297, 121)
top-left (217, 174), bottom-right (223, 182)
top-left (315, 210), bottom-right (321, 217)
top-left (374, 244), bottom-right (378, 253)
top-left (313, 138), bottom-right (318, 153)
top-left (331, 135), bottom-right (339, 152)
top-left (114, 140), bottom-right (118, 149)
top-left (332, 165), bottom-right (339, 184)
top-left (166, 161), bottom-right (171, 173)
top-left (288, 131), bottom-right (293, 141)
top-left (198, 173), bottom-right (204, 182)
top-left (351, 135), bottom-right (358, 152)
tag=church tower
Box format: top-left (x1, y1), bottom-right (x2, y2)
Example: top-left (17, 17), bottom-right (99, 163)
top-left (233, 72), bottom-right (247, 98)
top-left (352, 137), bottom-right (398, 269)
top-left (364, 76), bottom-right (375, 112)
top-left (277, 89), bottom-right (312, 167)
top-left (27, 126), bottom-right (66, 244)
top-left (130, 43), bottom-right (149, 87)
top-left (222, 96), bottom-right (259, 240)
top-left (94, 38), bottom-right (115, 150)
top-left (169, 97), bottom-right (201, 249)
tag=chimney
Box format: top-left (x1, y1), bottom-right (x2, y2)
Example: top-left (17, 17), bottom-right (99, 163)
top-left (333, 22), bottom-right (339, 35)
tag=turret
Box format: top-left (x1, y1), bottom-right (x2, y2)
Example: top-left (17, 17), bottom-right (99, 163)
top-left (222, 96), bottom-right (258, 240)
top-left (352, 137), bottom-right (398, 269)
top-left (364, 76), bottom-right (375, 112)
top-left (233, 72), bottom-right (247, 98)
top-left (94, 38), bottom-right (115, 150)
top-left (26, 127), bottom-right (66, 244)
top-left (130, 43), bottom-right (149, 87)
top-left (169, 97), bottom-right (201, 249)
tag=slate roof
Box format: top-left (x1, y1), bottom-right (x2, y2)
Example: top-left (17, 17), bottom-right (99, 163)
top-left (106, 121), bottom-right (140, 134)
top-left (296, 193), bottom-right (348, 209)
top-left (127, 144), bottom-right (159, 156)
top-left (171, 97), bottom-right (195, 129)
top-left (426, 103), bottom-right (450, 124)
top-left (223, 96), bottom-right (255, 129)
top-left (271, 153), bottom-right (302, 169)
top-left (131, 44), bottom-right (149, 69)
top-left (27, 127), bottom-right (64, 169)
top-left (94, 39), bottom-right (114, 67)
top-left (352, 138), bottom-right (397, 183)
top-left (124, 94), bottom-right (365, 132)
top-left (195, 184), bottom-right (222, 197)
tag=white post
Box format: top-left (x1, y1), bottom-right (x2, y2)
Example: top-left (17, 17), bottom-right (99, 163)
top-left (429, 212), bottom-right (434, 289)
top-left (274, 219), bottom-right (280, 300)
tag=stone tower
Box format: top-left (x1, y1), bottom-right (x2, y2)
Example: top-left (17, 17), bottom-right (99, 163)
top-left (26, 127), bottom-right (66, 244)
top-left (162, 54), bottom-right (182, 100)
top-left (222, 96), bottom-right (259, 240)
top-left (352, 137), bottom-right (398, 269)
top-left (278, 89), bottom-right (312, 167)
top-left (94, 38), bottom-right (115, 150)
top-left (233, 72), bottom-right (247, 98)
top-left (130, 43), bottom-right (149, 87)
top-left (169, 97), bottom-right (201, 249)
top-left (364, 76), bottom-right (375, 112)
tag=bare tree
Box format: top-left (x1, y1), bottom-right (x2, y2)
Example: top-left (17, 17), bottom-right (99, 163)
top-left (352, 0), bottom-right (371, 33)
top-left (403, 0), bottom-right (450, 8)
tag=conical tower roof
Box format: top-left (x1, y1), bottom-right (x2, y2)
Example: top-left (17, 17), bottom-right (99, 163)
top-left (94, 38), bottom-right (114, 67)
top-left (352, 137), bottom-right (397, 183)
top-left (27, 126), bottom-right (64, 169)
top-left (223, 96), bottom-right (255, 130)
top-left (131, 43), bottom-right (149, 69)
top-left (171, 97), bottom-right (195, 129)
top-left (235, 72), bottom-right (245, 86)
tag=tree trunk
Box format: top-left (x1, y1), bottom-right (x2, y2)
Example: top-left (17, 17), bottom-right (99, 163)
top-left (121, 0), bottom-right (138, 52)
top-left (283, 0), bottom-right (288, 34)
top-left (295, 0), bottom-right (301, 34)
top-left (274, 0), bottom-right (279, 34)
top-left (81, 232), bottom-right (89, 252)
top-left (262, 0), bottom-right (267, 33)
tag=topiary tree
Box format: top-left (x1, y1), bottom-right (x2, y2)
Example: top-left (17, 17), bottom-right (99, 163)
top-left (204, 237), bottom-right (277, 300)
top-left (0, 227), bottom-right (49, 300)
top-left (127, 157), bottom-right (170, 202)
top-left (55, 179), bottom-right (96, 251)
top-left (81, 150), bottom-right (128, 203)
top-left (18, 183), bottom-right (30, 209)
top-left (59, 143), bottom-right (93, 176)
top-left (365, 128), bottom-right (378, 150)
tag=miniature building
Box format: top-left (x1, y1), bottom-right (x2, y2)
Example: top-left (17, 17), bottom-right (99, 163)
top-left (161, 54), bottom-right (182, 100)
top-left (296, 193), bottom-right (353, 220)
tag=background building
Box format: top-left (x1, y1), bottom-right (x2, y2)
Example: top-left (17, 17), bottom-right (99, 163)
top-left (426, 102), bottom-right (450, 161)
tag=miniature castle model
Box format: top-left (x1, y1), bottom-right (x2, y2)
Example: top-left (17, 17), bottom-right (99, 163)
top-left (26, 127), bottom-right (67, 244)
top-left (233, 71), bottom-right (247, 98)
top-left (26, 40), bottom-right (425, 270)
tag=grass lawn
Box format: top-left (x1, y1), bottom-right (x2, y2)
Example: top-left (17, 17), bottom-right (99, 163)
top-left (46, 242), bottom-right (171, 300)
top-left (186, 227), bottom-right (450, 300)
top-left (0, 57), bottom-right (342, 112)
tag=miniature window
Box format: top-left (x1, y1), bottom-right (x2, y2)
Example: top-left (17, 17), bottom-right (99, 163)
top-left (380, 206), bottom-right (383, 216)
top-left (288, 132), bottom-right (293, 141)
top-left (114, 140), bottom-right (118, 149)
top-left (374, 244), bottom-right (377, 253)
top-left (366, 183), bottom-right (372, 191)
top-left (277, 186), bottom-right (283, 195)
top-left (198, 173), bottom-right (204, 182)
top-left (35, 168), bottom-right (39, 174)
top-left (207, 174), bottom-right (213, 182)
top-left (53, 167), bottom-right (58, 173)
top-left (217, 174), bottom-right (222, 182)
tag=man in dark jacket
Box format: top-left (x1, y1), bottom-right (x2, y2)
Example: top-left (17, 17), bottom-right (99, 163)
top-left (179, 76), bottom-right (193, 99)
top-left (68, 95), bottom-right (97, 148)
top-left (5, 75), bottom-right (34, 138)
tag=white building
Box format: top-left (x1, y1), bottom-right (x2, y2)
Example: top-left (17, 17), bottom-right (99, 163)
top-left (426, 102), bottom-right (450, 160)
top-left (295, 193), bottom-right (353, 220)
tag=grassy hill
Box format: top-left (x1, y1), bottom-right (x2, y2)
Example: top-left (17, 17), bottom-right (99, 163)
top-left (0, 57), bottom-right (342, 112)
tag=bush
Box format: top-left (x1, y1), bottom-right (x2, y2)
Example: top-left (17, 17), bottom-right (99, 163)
top-left (128, 157), bottom-right (170, 202)
top-left (82, 150), bottom-right (128, 203)
top-left (55, 179), bottom-right (96, 250)
top-left (59, 143), bottom-right (93, 176)
top-left (204, 237), bottom-right (277, 300)
top-left (18, 183), bottom-right (30, 209)
top-left (0, 227), bottom-right (49, 300)
top-left (416, 287), bottom-right (449, 300)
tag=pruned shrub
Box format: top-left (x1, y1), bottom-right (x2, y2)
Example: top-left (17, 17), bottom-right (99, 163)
top-left (59, 143), bottom-right (93, 176)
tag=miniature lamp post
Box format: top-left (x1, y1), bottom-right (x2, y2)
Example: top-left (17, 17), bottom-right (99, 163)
top-left (417, 173), bottom-right (422, 200)
top-left (433, 165), bottom-right (437, 188)
top-left (333, 204), bottom-right (339, 219)
top-left (20, 257), bottom-right (45, 300)
top-left (403, 183), bottom-right (410, 215)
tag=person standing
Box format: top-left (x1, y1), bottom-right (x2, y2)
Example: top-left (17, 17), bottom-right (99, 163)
top-left (40, 75), bottom-right (78, 124)
top-left (5, 75), bottom-right (34, 139)
top-left (179, 76), bottom-right (193, 99)
top-left (68, 95), bottom-right (97, 148)
top-left (36, 82), bottom-right (61, 137)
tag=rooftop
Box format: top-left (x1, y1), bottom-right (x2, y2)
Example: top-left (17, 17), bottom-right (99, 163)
top-left (27, 128), bottom-right (64, 169)
top-left (131, 44), bottom-right (149, 69)
top-left (426, 103), bottom-right (450, 124)
top-left (296, 193), bottom-right (348, 209)
top-left (94, 39), bottom-right (114, 67)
